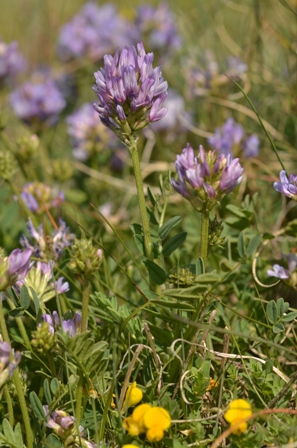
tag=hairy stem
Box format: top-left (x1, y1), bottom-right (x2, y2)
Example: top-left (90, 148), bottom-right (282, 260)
top-left (129, 135), bottom-right (152, 260)
top-left (200, 207), bottom-right (210, 265)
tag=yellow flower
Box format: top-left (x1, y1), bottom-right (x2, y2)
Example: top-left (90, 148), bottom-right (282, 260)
top-left (123, 403), bottom-right (152, 436)
top-left (206, 377), bottom-right (219, 391)
top-left (122, 382), bottom-right (143, 411)
top-left (143, 406), bottom-right (171, 442)
top-left (224, 399), bottom-right (252, 434)
top-left (122, 445), bottom-right (138, 448)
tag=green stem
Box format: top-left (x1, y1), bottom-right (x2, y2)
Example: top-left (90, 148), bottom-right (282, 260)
top-left (75, 278), bottom-right (90, 423)
top-left (6, 298), bottom-right (32, 350)
top-left (200, 207), bottom-right (210, 265)
top-left (75, 373), bottom-right (84, 424)
top-left (3, 385), bottom-right (14, 426)
top-left (128, 135), bottom-right (152, 260)
top-left (0, 300), bottom-right (34, 448)
top-left (81, 278), bottom-right (90, 332)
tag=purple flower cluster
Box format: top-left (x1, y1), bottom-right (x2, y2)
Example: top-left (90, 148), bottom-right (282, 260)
top-left (135, 3), bottom-right (181, 54)
top-left (93, 42), bottom-right (168, 140)
top-left (0, 39), bottom-right (26, 85)
top-left (42, 311), bottom-right (83, 337)
top-left (20, 219), bottom-right (75, 261)
top-left (267, 253), bottom-right (297, 284)
top-left (20, 182), bottom-right (64, 213)
top-left (67, 102), bottom-right (118, 161)
top-left (171, 144), bottom-right (243, 210)
top-left (58, 2), bottom-right (135, 62)
top-left (273, 170), bottom-right (297, 200)
top-left (10, 74), bottom-right (66, 129)
top-left (0, 341), bottom-right (22, 387)
top-left (208, 118), bottom-right (260, 158)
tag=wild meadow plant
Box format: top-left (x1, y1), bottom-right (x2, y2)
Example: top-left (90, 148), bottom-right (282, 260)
top-left (0, 1), bottom-right (297, 447)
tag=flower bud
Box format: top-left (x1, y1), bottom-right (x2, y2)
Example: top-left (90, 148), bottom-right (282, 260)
top-left (0, 150), bottom-right (17, 180)
top-left (69, 238), bottom-right (103, 278)
top-left (31, 322), bottom-right (56, 353)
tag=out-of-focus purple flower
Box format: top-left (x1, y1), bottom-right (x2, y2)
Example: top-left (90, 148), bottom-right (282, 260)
top-left (0, 341), bottom-right (22, 387)
top-left (243, 134), bottom-right (260, 158)
top-left (171, 144), bottom-right (243, 210)
top-left (267, 264), bottom-right (289, 279)
top-left (187, 51), bottom-right (247, 97)
top-left (7, 248), bottom-right (32, 281)
top-left (0, 39), bottom-right (26, 85)
top-left (93, 42), bottom-right (168, 141)
top-left (273, 170), bottom-right (297, 200)
top-left (0, 247), bottom-right (32, 291)
top-left (58, 2), bottom-right (136, 62)
top-left (267, 253), bottom-right (297, 286)
top-left (134, 3), bottom-right (181, 54)
top-left (227, 56), bottom-right (248, 76)
top-left (20, 219), bottom-right (75, 261)
top-left (19, 182), bottom-right (64, 214)
top-left (10, 75), bottom-right (66, 130)
top-left (67, 102), bottom-right (119, 161)
top-left (208, 118), bottom-right (259, 158)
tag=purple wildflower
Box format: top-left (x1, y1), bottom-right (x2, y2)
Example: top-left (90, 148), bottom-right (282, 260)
top-left (171, 144), bottom-right (243, 210)
top-left (273, 170), bottom-right (297, 200)
top-left (267, 253), bottom-right (297, 286)
top-left (41, 311), bottom-right (82, 337)
top-left (0, 341), bottom-right (22, 387)
top-left (58, 2), bottom-right (136, 62)
top-left (134, 3), bottom-right (181, 54)
top-left (0, 39), bottom-right (26, 85)
top-left (43, 405), bottom-right (96, 446)
top-left (93, 42), bottom-right (168, 141)
top-left (20, 219), bottom-right (75, 261)
top-left (7, 248), bottom-right (32, 281)
top-left (10, 74), bottom-right (66, 130)
top-left (67, 103), bottom-right (119, 161)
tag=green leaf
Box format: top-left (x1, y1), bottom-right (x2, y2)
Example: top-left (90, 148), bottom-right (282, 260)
top-left (264, 359), bottom-right (274, 374)
top-left (9, 307), bottom-right (25, 318)
top-left (50, 378), bottom-right (60, 395)
top-left (2, 419), bottom-right (16, 446)
top-left (29, 287), bottom-right (40, 315)
top-left (20, 285), bottom-right (31, 309)
top-left (276, 297), bottom-right (287, 316)
top-left (147, 186), bottom-right (157, 207)
top-left (44, 434), bottom-right (63, 447)
top-left (14, 423), bottom-right (24, 448)
top-left (196, 257), bottom-right (204, 275)
top-left (29, 391), bottom-right (45, 420)
top-left (282, 311), bottom-right (297, 322)
top-left (152, 300), bottom-right (194, 310)
top-left (159, 216), bottom-right (182, 240)
top-left (246, 234), bottom-right (262, 257)
top-left (43, 379), bottom-right (52, 404)
top-left (273, 323), bottom-right (285, 334)
top-left (237, 231), bottom-right (245, 258)
top-left (266, 300), bottom-right (278, 324)
top-left (143, 259), bottom-right (167, 285)
top-left (162, 232), bottom-right (187, 257)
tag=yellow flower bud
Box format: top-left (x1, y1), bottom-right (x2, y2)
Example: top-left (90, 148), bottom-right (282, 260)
top-left (224, 399), bottom-right (252, 434)
top-left (122, 382), bottom-right (143, 411)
